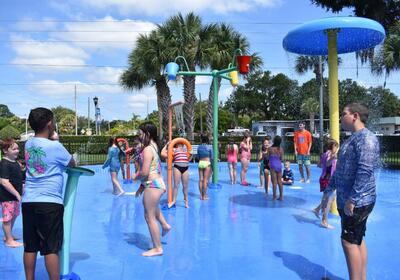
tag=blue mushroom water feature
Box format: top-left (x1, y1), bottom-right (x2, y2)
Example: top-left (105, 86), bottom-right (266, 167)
top-left (283, 17), bottom-right (385, 142)
top-left (60, 166), bottom-right (95, 280)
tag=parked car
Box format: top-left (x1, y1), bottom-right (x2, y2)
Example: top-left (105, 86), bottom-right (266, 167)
top-left (226, 126), bottom-right (250, 136)
top-left (20, 131), bottom-right (35, 141)
top-left (392, 130), bottom-right (400, 136)
top-left (284, 132), bottom-right (294, 137)
top-left (312, 132), bottom-right (330, 138)
top-left (255, 131), bottom-right (268, 136)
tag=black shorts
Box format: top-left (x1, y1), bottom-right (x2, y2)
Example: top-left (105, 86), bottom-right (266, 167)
top-left (338, 203), bottom-right (374, 245)
top-left (22, 202), bottom-right (64, 256)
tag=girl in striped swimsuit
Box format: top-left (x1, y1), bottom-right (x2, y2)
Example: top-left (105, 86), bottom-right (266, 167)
top-left (161, 142), bottom-right (190, 208)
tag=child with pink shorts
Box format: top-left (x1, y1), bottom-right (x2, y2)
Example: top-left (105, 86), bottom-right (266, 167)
top-left (0, 138), bottom-right (23, 247)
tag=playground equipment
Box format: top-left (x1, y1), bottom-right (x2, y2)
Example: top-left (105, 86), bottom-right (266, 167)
top-left (166, 101), bottom-right (192, 208)
top-left (116, 137), bottom-right (133, 184)
top-left (165, 49), bottom-right (251, 185)
top-left (60, 166), bottom-right (94, 280)
top-left (283, 17), bottom-right (385, 214)
top-left (283, 17), bottom-right (385, 142)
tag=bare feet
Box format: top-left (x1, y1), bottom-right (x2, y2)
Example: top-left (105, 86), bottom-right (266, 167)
top-left (162, 224), bottom-right (171, 237)
top-left (321, 221), bottom-right (334, 229)
top-left (3, 236), bottom-right (20, 242)
top-left (142, 247), bottom-right (163, 257)
top-left (184, 200), bottom-right (189, 208)
top-left (272, 196), bottom-right (277, 200)
top-left (168, 200), bottom-right (176, 208)
top-left (203, 195), bottom-right (209, 200)
top-left (117, 190), bottom-right (125, 197)
top-left (278, 196), bottom-right (283, 201)
top-left (312, 208), bottom-right (320, 219)
top-left (5, 240), bottom-right (23, 248)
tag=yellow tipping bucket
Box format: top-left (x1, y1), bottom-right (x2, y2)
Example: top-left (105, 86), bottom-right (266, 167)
top-left (229, 70), bottom-right (239, 86)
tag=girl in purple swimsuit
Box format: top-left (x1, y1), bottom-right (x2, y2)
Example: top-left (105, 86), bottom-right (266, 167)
top-left (268, 135), bottom-right (284, 201)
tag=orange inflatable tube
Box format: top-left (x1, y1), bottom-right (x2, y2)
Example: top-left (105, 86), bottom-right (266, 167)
top-left (167, 137), bottom-right (192, 208)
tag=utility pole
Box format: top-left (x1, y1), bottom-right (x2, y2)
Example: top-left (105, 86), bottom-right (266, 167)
top-left (146, 95), bottom-right (149, 120)
top-left (199, 92), bottom-right (203, 134)
top-left (319, 56), bottom-right (324, 155)
top-left (75, 85), bottom-right (78, 136)
top-left (87, 97), bottom-right (90, 131)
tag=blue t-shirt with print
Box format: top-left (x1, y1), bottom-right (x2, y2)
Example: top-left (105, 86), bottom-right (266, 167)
top-left (23, 137), bottom-right (72, 204)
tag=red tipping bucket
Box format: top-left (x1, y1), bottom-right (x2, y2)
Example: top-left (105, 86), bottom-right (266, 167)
top-left (236, 55), bottom-right (251, 74)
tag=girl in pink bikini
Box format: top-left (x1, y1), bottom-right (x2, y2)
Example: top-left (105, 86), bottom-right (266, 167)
top-left (240, 133), bottom-right (252, 186)
top-left (226, 140), bottom-right (238, 184)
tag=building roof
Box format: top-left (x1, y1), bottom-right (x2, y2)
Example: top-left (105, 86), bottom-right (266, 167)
top-left (379, 117), bottom-right (400, 125)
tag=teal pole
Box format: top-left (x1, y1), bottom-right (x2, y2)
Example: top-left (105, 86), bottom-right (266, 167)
top-left (212, 72), bottom-right (219, 184)
top-left (60, 167), bottom-right (94, 280)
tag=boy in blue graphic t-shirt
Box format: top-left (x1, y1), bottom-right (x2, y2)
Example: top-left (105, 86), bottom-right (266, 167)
top-left (22, 107), bottom-right (75, 280)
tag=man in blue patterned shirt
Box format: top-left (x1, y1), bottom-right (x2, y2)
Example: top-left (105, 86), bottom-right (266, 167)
top-left (323, 103), bottom-right (379, 280)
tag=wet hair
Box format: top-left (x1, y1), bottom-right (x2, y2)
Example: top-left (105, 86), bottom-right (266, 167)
top-left (264, 136), bottom-right (271, 141)
top-left (0, 138), bottom-right (16, 153)
top-left (28, 107), bottom-right (54, 133)
top-left (227, 139), bottom-right (235, 151)
top-left (200, 134), bottom-right (209, 144)
top-left (326, 138), bottom-right (338, 151)
top-left (108, 137), bottom-right (117, 148)
top-left (271, 135), bottom-right (282, 148)
top-left (261, 138), bottom-right (269, 152)
top-left (345, 102), bottom-right (369, 123)
top-left (139, 122), bottom-right (158, 148)
top-left (242, 133), bottom-right (251, 142)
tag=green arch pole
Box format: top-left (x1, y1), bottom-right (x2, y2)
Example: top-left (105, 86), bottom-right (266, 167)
top-left (212, 73), bottom-right (219, 184)
top-left (60, 167), bottom-right (95, 280)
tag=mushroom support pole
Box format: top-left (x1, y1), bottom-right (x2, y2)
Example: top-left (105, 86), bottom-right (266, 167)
top-left (327, 29), bottom-right (340, 216)
top-left (327, 29), bottom-right (340, 144)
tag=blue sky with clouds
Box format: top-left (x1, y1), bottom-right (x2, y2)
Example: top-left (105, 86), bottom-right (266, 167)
top-left (0, 0), bottom-right (397, 121)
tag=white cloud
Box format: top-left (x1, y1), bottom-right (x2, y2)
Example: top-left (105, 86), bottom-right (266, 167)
top-left (29, 80), bottom-right (124, 97)
top-left (53, 16), bottom-right (156, 51)
top-left (86, 67), bottom-right (124, 83)
top-left (80, 0), bottom-right (281, 15)
top-left (14, 17), bottom-right (59, 31)
top-left (219, 85), bottom-right (236, 101)
top-left (10, 35), bottom-right (88, 71)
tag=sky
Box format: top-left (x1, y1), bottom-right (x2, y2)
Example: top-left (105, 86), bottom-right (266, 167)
top-left (0, 0), bottom-right (398, 121)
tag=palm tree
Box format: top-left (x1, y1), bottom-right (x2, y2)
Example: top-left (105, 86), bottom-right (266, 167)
top-left (204, 23), bottom-right (263, 134)
top-left (158, 13), bottom-right (217, 140)
top-left (120, 30), bottom-right (171, 140)
top-left (371, 22), bottom-right (400, 87)
top-left (295, 56), bottom-right (326, 83)
top-left (301, 97), bottom-right (319, 134)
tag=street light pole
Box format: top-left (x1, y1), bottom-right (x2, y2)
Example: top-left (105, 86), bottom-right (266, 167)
top-left (25, 115), bottom-right (28, 136)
